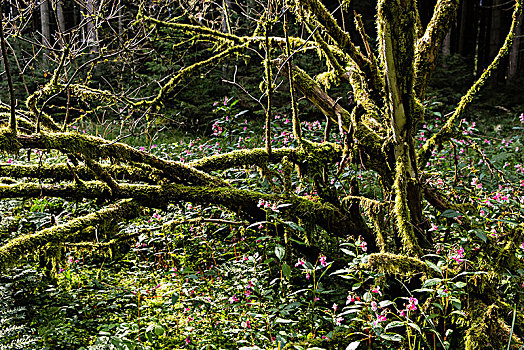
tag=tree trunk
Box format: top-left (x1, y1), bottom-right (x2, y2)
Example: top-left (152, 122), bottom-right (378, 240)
top-left (84, 0), bottom-right (99, 54)
top-left (508, 11), bottom-right (522, 80)
top-left (442, 29), bottom-right (452, 56)
top-left (40, 0), bottom-right (51, 67)
top-left (54, 0), bottom-right (66, 48)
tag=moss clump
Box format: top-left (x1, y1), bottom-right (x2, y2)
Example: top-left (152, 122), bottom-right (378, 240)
top-left (0, 199), bottom-right (141, 271)
top-left (0, 128), bottom-right (21, 154)
top-left (366, 252), bottom-right (437, 277)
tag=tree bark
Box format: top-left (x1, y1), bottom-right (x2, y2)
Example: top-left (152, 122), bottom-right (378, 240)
top-left (508, 11), bottom-right (522, 80)
top-left (54, 0), bottom-right (66, 47)
top-left (40, 0), bottom-right (51, 67)
top-left (84, 0), bottom-right (99, 54)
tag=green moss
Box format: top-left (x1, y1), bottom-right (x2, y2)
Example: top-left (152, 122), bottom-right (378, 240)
top-left (392, 148), bottom-right (422, 256)
top-left (464, 300), bottom-right (522, 350)
top-left (0, 127), bottom-right (21, 154)
top-left (366, 252), bottom-right (437, 277)
top-left (0, 199), bottom-right (141, 270)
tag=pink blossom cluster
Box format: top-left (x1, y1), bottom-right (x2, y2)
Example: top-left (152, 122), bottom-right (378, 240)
top-left (449, 246), bottom-right (464, 263)
top-left (257, 199), bottom-right (279, 212)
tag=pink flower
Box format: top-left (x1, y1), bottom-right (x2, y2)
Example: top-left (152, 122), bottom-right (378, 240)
top-left (347, 295), bottom-right (355, 304)
top-left (399, 309), bottom-right (406, 317)
top-left (359, 241), bottom-right (367, 252)
top-left (407, 297), bottom-right (418, 311)
top-left (377, 314), bottom-right (387, 322)
top-left (519, 113), bottom-right (524, 123)
top-left (429, 223), bottom-right (438, 232)
top-left (450, 246), bottom-right (464, 263)
top-left (371, 301), bottom-right (378, 311)
top-left (319, 255), bottom-right (327, 267)
top-left (336, 316), bottom-right (343, 325)
top-left (306, 273), bottom-right (310, 280)
top-left (185, 337), bottom-right (191, 345)
top-left (371, 286), bottom-right (382, 296)
top-left (332, 303), bottom-right (338, 312)
top-left (229, 295), bottom-right (239, 303)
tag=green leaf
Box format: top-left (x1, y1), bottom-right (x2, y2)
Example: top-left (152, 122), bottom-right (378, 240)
top-left (384, 321), bottom-right (406, 330)
top-left (474, 229), bottom-right (487, 243)
top-left (422, 278), bottom-right (442, 287)
top-left (379, 333), bottom-right (403, 341)
top-left (154, 325), bottom-right (165, 336)
top-left (346, 341), bottom-right (361, 350)
top-left (454, 281), bottom-right (467, 289)
top-left (283, 221), bottom-right (305, 232)
top-left (282, 263), bottom-right (291, 279)
top-left (407, 322), bottom-right (421, 334)
top-left (451, 298), bottom-right (461, 310)
top-left (341, 248), bottom-right (355, 257)
top-left (441, 209), bottom-right (461, 218)
top-left (425, 260), bottom-right (442, 275)
top-left (275, 244), bottom-right (285, 261)
top-left (379, 300), bottom-right (395, 308)
top-left (431, 302), bottom-right (444, 311)
top-left (275, 317), bottom-right (297, 324)
top-left (171, 293), bottom-right (179, 305)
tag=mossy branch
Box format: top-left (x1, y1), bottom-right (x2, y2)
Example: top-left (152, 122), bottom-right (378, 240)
top-left (418, 0), bottom-right (522, 166)
top-left (297, 0), bottom-right (382, 93)
top-left (0, 199), bottom-right (141, 270)
top-left (7, 131), bottom-right (225, 187)
top-left (140, 14), bottom-right (244, 44)
top-left (0, 163), bottom-right (162, 184)
top-left (393, 151), bottom-right (423, 256)
top-left (414, 0), bottom-right (459, 99)
top-left (134, 44), bottom-right (247, 110)
top-left (0, 180), bottom-right (372, 239)
top-left (366, 252), bottom-right (438, 277)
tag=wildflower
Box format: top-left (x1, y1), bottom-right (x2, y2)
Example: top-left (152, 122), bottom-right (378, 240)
top-left (371, 286), bottom-right (382, 296)
top-left (520, 113), bottom-right (524, 123)
top-left (377, 314), bottom-right (387, 323)
top-left (336, 316), bottom-right (343, 325)
top-left (333, 303), bottom-right (338, 312)
top-left (450, 246), bottom-right (464, 263)
top-left (371, 301), bottom-right (378, 311)
top-left (229, 295), bottom-right (239, 303)
top-left (347, 294), bottom-right (355, 304)
top-left (319, 255), bottom-right (327, 267)
top-left (185, 337), bottom-right (191, 345)
top-left (399, 309), bottom-right (406, 317)
top-left (359, 241), bottom-right (367, 252)
top-left (429, 223), bottom-right (438, 231)
top-left (295, 259), bottom-right (305, 267)
top-left (471, 177), bottom-right (483, 189)
top-left (306, 273), bottom-right (310, 280)
top-left (407, 297), bottom-right (418, 311)
top-left (314, 297), bottom-right (320, 302)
